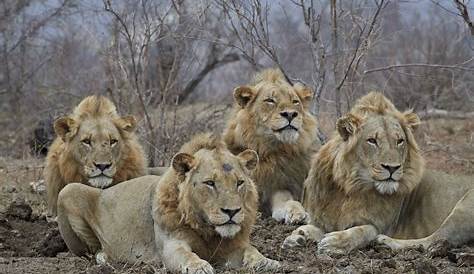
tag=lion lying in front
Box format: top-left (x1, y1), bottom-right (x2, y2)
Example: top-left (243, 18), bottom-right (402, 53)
top-left (283, 92), bottom-right (474, 253)
top-left (57, 133), bottom-right (279, 273)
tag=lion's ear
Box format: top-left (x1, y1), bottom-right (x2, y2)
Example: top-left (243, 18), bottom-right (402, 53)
top-left (237, 149), bottom-right (259, 171)
top-left (116, 115), bottom-right (137, 132)
top-left (336, 113), bottom-right (361, 141)
top-left (54, 117), bottom-right (78, 142)
top-left (294, 83), bottom-right (313, 108)
top-left (403, 110), bottom-right (420, 130)
top-left (172, 153), bottom-right (196, 174)
top-left (233, 86), bottom-right (256, 108)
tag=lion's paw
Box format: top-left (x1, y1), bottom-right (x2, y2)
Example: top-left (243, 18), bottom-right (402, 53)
top-left (182, 259), bottom-right (215, 274)
top-left (282, 234), bottom-right (306, 249)
top-left (95, 251), bottom-right (108, 265)
top-left (245, 257), bottom-right (280, 272)
top-left (273, 201), bottom-right (308, 225)
top-left (318, 231), bottom-right (355, 254)
top-left (376, 235), bottom-right (420, 250)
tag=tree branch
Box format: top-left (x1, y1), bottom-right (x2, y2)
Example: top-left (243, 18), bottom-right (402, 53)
top-left (364, 63), bottom-right (474, 74)
top-left (179, 52), bottom-right (240, 102)
top-left (453, 0), bottom-right (474, 35)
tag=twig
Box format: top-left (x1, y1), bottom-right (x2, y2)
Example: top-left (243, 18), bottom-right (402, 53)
top-left (364, 63), bottom-right (474, 74)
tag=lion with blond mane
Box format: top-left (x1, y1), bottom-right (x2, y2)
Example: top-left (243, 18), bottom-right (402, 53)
top-left (57, 133), bottom-right (280, 273)
top-left (283, 92), bottom-right (474, 253)
top-left (44, 95), bottom-right (146, 218)
top-left (223, 69), bottom-right (319, 224)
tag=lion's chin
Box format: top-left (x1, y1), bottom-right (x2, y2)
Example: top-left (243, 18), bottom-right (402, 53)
top-left (374, 180), bottom-right (399, 195)
top-left (215, 224), bottom-right (241, 238)
top-left (274, 130), bottom-right (299, 144)
top-left (88, 175), bottom-right (113, 189)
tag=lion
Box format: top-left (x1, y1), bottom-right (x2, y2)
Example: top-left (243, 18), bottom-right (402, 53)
top-left (57, 133), bottom-right (280, 273)
top-left (44, 95), bottom-right (146, 218)
top-left (282, 92), bottom-right (474, 254)
top-left (223, 69), bottom-right (320, 224)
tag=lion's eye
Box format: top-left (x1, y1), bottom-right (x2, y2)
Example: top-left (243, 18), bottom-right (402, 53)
top-left (292, 100), bottom-right (300, 105)
top-left (110, 139), bottom-right (118, 146)
top-left (237, 180), bottom-right (245, 188)
top-left (203, 180), bottom-right (215, 188)
top-left (263, 98), bottom-right (276, 104)
top-left (397, 138), bottom-right (404, 146)
top-left (367, 138), bottom-right (377, 146)
top-left (81, 139), bottom-right (91, 146)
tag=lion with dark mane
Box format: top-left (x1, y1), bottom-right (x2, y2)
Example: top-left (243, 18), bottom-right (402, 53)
top-left (57, 133), bottom-right (280, 273)
top-left (283, 92), bottom-right (474, 253)
top-left (223, 69), bottom-right (319, 224)
top-left (44, 95), bottom-right (146, 217)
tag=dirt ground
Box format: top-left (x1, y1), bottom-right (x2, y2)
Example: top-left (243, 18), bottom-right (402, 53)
top-left (0, 118), bottom-right (473, 274)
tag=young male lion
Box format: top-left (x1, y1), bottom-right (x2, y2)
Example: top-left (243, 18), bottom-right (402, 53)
top-left (44, 95), bottom-right (146, 218)
top-left (57, 133), bottom-right (280, 273)
top-left (223, 69), bottom-right (319, 224)
top-left (283, 92), bottom-right (474, 253)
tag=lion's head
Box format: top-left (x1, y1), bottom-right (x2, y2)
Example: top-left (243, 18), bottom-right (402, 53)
top-left (157, 134), bottom-right (259, 239)
top-left (330, 92), bottom-right (425, 195)
top-left (53, 96), bottom-right (140, 188)
top-left (230, 69), bottom-right (316, 145)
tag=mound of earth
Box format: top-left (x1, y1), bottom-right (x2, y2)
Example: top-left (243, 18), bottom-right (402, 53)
top-left (0, 199), bottom-right (67, 258)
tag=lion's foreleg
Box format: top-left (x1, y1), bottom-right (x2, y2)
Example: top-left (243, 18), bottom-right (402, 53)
top-left (239, 244), bottom-right (280, 272)
top-left (318, 225), bottom-right (378, 254)
top-left (161, 238), bottom-right (214, 274)
top-left (282, 224), bottom-right (325, 248)
top-left (271, 190), bottom-right (308, 224)
top-left (57, 183), bottom-right (101, 256)
top-left (378, 189), bottom-right (474, 249)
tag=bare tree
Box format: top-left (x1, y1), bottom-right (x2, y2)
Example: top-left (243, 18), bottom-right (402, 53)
top-left (102, 0), bottom-right (242, 164)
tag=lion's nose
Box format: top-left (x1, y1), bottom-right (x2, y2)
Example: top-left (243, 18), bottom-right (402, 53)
top-left (94, 162), bottom-right (111, 172)
top-left (221, 207), bottom-right (241, 218)
top-left (381, 164), bottom-right (401, 175)
top-left (280, 111), bottom-right (298, 122)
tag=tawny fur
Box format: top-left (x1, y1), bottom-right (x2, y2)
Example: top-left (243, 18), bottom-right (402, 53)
top-left (302, 92), bottom-right (473, 244)
top-left (44, 96), bottom-right (146, 216)
top-left (223, 69), bottom-right (319, 214)
top-left (57, 133), bottom-right (279, 272)
top-left (152, 133), bottom-right (258, 261)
